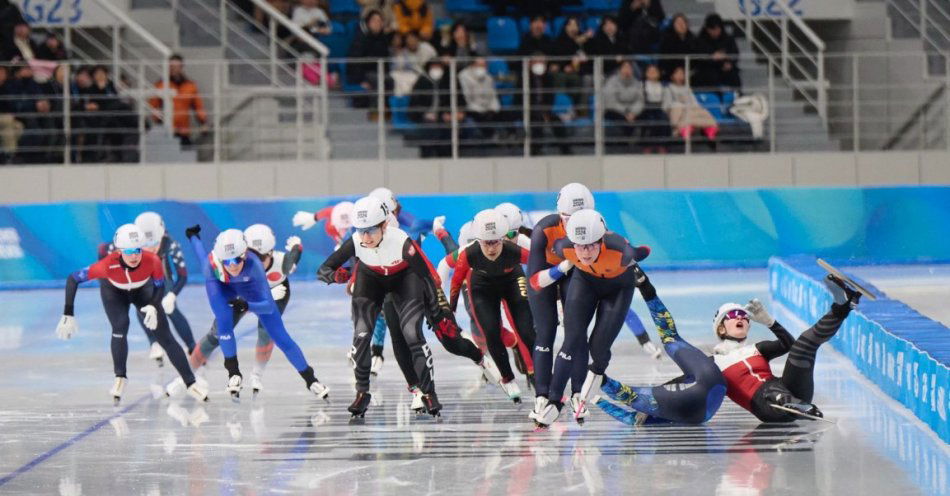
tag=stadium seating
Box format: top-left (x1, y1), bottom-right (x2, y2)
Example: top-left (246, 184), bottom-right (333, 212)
top-left (486, 17), bottom-right (521, 53)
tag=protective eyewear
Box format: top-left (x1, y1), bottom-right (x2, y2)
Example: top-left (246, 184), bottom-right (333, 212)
top-left (120, 248), bottom-right (142, 255)
top-left (724, 309), bottom-right (749, 321)
top-left (221, 255), bottom-right (246, 267)
top-left (479, 239), bottom-right (502, 247)
top-left (356, 226), bottom-right (382, 235)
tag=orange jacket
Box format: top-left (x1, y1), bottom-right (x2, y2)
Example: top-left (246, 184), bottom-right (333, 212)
top-left (393, 0), bottom-right (433, 38)
top-left (150, 78), bottom-right (207, 136)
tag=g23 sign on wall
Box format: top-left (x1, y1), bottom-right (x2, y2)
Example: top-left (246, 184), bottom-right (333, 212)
top-left (714, 0), bottom-right (855, 20)
top-left (16, 0), bottom-right (117, 27)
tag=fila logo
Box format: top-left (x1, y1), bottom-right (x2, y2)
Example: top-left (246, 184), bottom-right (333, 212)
top-left (535, 346), bottom-right (550, 352)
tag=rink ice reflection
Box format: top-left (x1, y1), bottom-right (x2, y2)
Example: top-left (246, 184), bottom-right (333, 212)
top-left (0, 269), bottom-right (946, 495)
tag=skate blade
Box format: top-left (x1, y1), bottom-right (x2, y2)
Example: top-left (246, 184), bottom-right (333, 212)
top-left (533, 422), bottom-right (549, 432)
top-left (348, 415), bottom-right (366, 425)
top-left (113, 396), bottom-right (121, 406)
top-left (769, 404), bottom-right (836, 423)
top-left (230, 391), bottom-right (240, 403)
top-left (512, 397), bottom-right (522, 404)
top-left (252, 388), bottom-right (261, 396)
top-left (155, 359), bottom-right (164, 368)
top-left (816, 258), bottom-right (878, 301)
top-left (575, 417), bottom-right (586, 425)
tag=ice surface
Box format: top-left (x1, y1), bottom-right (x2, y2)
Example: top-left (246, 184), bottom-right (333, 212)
top-left (0, 269), bottom-right (946, 495)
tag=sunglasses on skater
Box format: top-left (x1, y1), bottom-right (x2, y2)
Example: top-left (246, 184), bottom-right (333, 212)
top-left (120, 248), bottom-right (142, 255)
top-left (724, 309), bottom-right (749, 321)
top-left (221, 255), bottom-right (246, 267)
top-left (356, 225), bottom-right (382, 235)
top-left (479, 239), bottom-right (501, 247)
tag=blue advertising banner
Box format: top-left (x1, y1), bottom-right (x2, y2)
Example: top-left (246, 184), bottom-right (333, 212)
top-left (1, 186), bottom-right (949, 286)
top-left (769, 255), bottom-right (950, 444)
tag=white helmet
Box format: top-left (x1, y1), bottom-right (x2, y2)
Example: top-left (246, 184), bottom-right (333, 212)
top-left (557, 183), bottom-right (595, 216)
top-left (213, 229), bottom-right (248, 261)
top-left (494, 202), bottom-right (524, 232)
top-left (713, 302), bottom-right (747, 337)
top-left (114, 224), bottom-right (145, 251)
top-left (331, 201), bottom-right (355, 231)
top-left (472, 209), bottom-right (509, 241)
top-left (244, 224), bottom-right (276, 255)
top-left (352, 195), bottom-right (390, 229)
top-left (458, 220), bottom-right (474, 245)
top-left (134, 212), bottom-right (165, 246)
top-left (566, 209), bottom-right (606, 244)
top-left (369, 187), bottom-right (397, 213)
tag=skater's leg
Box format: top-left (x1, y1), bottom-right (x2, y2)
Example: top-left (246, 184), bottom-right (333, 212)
top-left (470, 288), bottom-right (513, 381)
top-left (587, 285), bottom-right (634, 376)
top-left (371, 314), bottom-right (387, 358)
top-left (190, 307), bottom-right (244, 368)
top-left (528, 282), bottom-right (558, 398)
top-left (782, 304), bottom-right (851, 402)
top-left (561, 277), bottom-right (588, 395)
top-left (134, 311), bottom-right (157, 345)
top-left (168, 306), bottom-right (196, 351)
top-left (384, 296), bottom-right (420, 387)
top-left (255, 293), bottom-right (287, 372)
top-left (463, 287), bottom-right (488, 352)
top-left (393, 274), bottom-right (436, 394)
top-left (101, 284), bottom-right (131, 378)
top-left (625, 308), bottom-right (650, 345)
top-left (134, 284), bottom-right (195, 385)
top-left (503, 280), bottom-right (536, 375)
top-left (549, 273), bottom-right (597, 402)
top-left (594, 397), bottom-right (640, 425)
top-left (350, 293), bottom-right (383, 392)
top-left (257, 311), bottom-right (309, 372)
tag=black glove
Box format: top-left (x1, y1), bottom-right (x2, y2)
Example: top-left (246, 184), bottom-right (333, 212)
top-left (185, 224), bottom-right (201, 240)
top-left (228, 298), bottom-right (248, 313)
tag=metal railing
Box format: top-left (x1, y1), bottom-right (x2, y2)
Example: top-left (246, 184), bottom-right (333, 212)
top-left (737, 0), bottom-right (828, 129)
top-left (1, 52), bottom-right (948, 166)
top-left (887, 0), bottom-right (950, 73)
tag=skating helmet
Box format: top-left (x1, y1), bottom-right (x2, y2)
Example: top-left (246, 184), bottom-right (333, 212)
top-left (244, 224), bottom-right (276, 255)
top-left (331, 201), bottom-right (355, 231)
top-left (713, 302), bottom-right (747, 337)
top-left (352, 196), bottom-right (390, 229)
top-left (494, 202), bottom-right (524, 232)
top-left (565, 209), bottom-right (606, 245)
top-left (458, 220), bottom-right (474, 245)
top-left (369, 187), bottom-right (397, 213)
top-left (114, 224), bottom-right (146, 251)
top-left (134, 211), bottom-right (165, 246)
top-left (473, 209), bottom-right (509, 241)
top-left (556, 183), bottom-right (595, 216)
top-left (213, 229), bottom-right (248, 261)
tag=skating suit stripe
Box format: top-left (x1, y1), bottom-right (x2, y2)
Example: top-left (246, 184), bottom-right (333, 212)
top-left (713, 345), bottom-right (774, 410)
top-left (84, 251), bottom-right (164, 290)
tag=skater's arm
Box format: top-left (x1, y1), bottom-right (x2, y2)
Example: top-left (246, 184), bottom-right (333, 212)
top-left (282, 238), bottom-right (303, 275)
top-left (436, 226), bottom-right (459, 254)
top-left (636, 272), bottom-right (679, 338)
top-left (756, 322), bottom-right (795, 360)
top-left (244, 259), bottom-right (276, 314)
top-left (526, 216), bottom-right (554, 276)
top-left (529, 259), bottom-right (573, 291)
top-left (186, 231), bottom-right (213, 277)
top-left (148, 254), bottom-right (167, 307)
top-left (315, 206), bottom-right (334, 222)
top-left (63, 257), bottom-right (110, 314)
top-left (168, 239), bottom-right (188, 294)
top-left (448, 249), bottom-right (471, 311)
top-left (317, 237), bottom-right (355, 284)
top-left (398, 210), bottom-right (433, 239)
top-left (436, 255), bottom-right (453, 289)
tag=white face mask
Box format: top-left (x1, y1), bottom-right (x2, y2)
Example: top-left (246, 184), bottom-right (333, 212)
top-left (428, 68), bottom-right (444, 80)
top-left (531, 63), bottom-right (546, 76)
top-left (471, 66), bottom-right (487, 78)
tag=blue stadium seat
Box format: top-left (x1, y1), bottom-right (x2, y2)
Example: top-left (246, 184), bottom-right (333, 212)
top-left (586, 16), bottom-right (602, 33)
top-left (321, 21), bottom-right (350, 59)
top-left (487, 58), bottom-right (510, 77)
top-left (329, 0), bottom-right (361, 16)
top-left (553, 92), bottom-right (574, 116)
top-left (435, 17), bottom-right (454, 31)
top-left (389, 96), bottom-right (416, 131)
top-left (552, 16), bottom-right (567, 36)
top-left (487, 17), bottom-right (521, 53)
top-left (584, 0), bottom-right (620, 13)
top-left (445, 0), bottom-right (491, 14)
top-left (694, 91), bottom-right (725, 120)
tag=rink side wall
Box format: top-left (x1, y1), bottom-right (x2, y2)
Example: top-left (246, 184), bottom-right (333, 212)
top-left (769, 256), bottom-right (950, 444)
top-left (1, 186), bottom-right (949, 286)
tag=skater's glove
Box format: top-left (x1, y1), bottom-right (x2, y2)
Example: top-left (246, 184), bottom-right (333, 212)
top-left (432, 215), bottom-right (446, 233)
top-left (55, 315), bottom-right (77, 340)
top-left (185, 224), bottom-right (201, 240)
top-left (333, 267), bottom-right (351, 284)
top-left (141, 305), bottom-right (158, 330)
top-left (161, 292), bottom-right (176, 315)
top-left (270, 284), bottom-right (287, 301)
top-left (229, 298), bottom-right (249, 313)
top-left (292, 211), bottom-right (317, 230)
top-left (434, 317), bottom-right (460, 340)
top-left (285, 235), bottom-right (302, 251)
top-left (745, 298), bottom-right (775, 327)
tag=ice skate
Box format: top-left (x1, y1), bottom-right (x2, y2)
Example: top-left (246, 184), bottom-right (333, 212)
top-left (534, 400), bottom-right (562, 430)
top-left (409, 386), bottom-right (425, 414)
top-left (500, 379), bottom-right (522, 404)
top-left (348, 391), bottom-right (372, 421)
top-left (226, 374), bottom-right (243, 401)
top-left (817, 258), bottom-right (876, 301)
top-left (110, 376), bottom-right (128, 406)
top-left (164, 377), bottom-right (186, 397)
top-left (422, 392), bottom-right (442, 419)
top-left (250, 370), bottom-right (263, 395)
top-left (187, 379), bottom-right (209, 402)
top-left (370, 355), bottom-right (384, 376)
top-left (309, 380), bottom-right (330, 400)
top-left (771, 402), bottom-right (831, 423)
top-left (478, 357), bottom-right (501, 385)
top-left (641, 341), bottom-right (663, 360)
top-left (149, 342), bottom-right (165, 368)
top-left (825, 273), bottom-right (864, 307)
top-left (570, 393), bottom-right (590, 425)
top-left (528, 396), bottom-right (549, 423)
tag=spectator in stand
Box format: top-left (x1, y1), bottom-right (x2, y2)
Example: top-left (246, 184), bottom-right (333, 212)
top-left (150, 54), bottom-right (209, 147)
top-left (587, 16), bottom-right (628, 76)
top-left (519, 16), bottom-right (555, 57)
top-left (618, 0), bottom-right (665, 54)
top-left (90, 66), bottom-right (137, 162)
top-left (639, 63), bottom-right (671, 152)
top-left (0, 0), bottom-right (26, 49)
top-left (551, 16), bottom-right (591, 114)
top-left (347, 9), bottom-right (392, 108)
top-left (393, 0), bottom-right (434, 41)
top-left (693, 13), bottom-right (741, 91)
top-left (11, 63), bottom-right (56, 163)
top-left (459, 57), bottom-right (503, 140)
top-left (36, 33), bottom-right (68, 61)
top-left (359, 0), bottom-right (398, 33)
top-left (391, 30), bottom-right (437, 96)
top-left (409, 59), bottom-right (461, 157)
top-left (438, 21), bottom-right (479, 59)
top-left (521, 53), bottom-right (570, 156)
top-left (664, 65), bottom-right (718, 140)
top-left (5, 22), bottom-right (38, 63)
top-left (603, 60), bottom-right (643, 147)
top-left (292, 0), bottom-right (332, 44)
top-left (0, 64), bottom-right (24, 163)
top-left (659, 13), bottom-right (697, 80)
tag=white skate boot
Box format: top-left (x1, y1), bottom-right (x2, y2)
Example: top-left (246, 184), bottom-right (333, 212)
top-left (187, 378), bottom-right (209, 402)
top-left (149, 342), bottom-right (165, 367)
top-left (641, 341), bottom-right (663, 360)
top-left (250, 369), bottom-right (264, 395)
top-left (528, 396), bottom-right (549, 423)
top-left (409, 386), bottom-right (425, 414)
top-left (570, 393), bottom-right (590, 425)
top-left (227, 374), bottom-right (243, 401)
top-left (574, 371), bottom-right (602, 424)
top-left (478, 357), bottom-right (502, 385)
top-left (110, 376), bottom-right (128, 405)
top-left (500, 379), bottom-right (522, 403)
top-left (309, 381), bottom-right (330, 400)
top-left (370, 355), bottom-right (384, 376)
